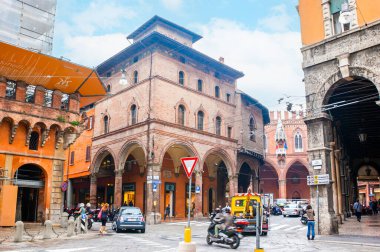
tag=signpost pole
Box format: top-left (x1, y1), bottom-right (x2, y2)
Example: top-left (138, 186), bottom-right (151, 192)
top-left (188, 176), bottom-right (191, 228)
top-left (317, 184), bottom-right (320, 235)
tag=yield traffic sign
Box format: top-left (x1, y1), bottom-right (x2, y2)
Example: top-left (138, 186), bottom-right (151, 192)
top-left (180, 157), bottom-right (198, 178)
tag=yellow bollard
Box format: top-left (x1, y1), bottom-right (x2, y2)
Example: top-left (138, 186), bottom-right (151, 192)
top-left (254, 249), bottom-right (264, 252)
top-left (184, 227), bottom-right (191, 243)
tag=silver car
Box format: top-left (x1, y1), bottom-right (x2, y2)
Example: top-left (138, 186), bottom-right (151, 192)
top-left (282, 204), bottom-right (302, 217)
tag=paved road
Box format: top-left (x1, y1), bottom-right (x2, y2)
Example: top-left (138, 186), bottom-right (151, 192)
top-left (1, 215), bottom-right (379, 252)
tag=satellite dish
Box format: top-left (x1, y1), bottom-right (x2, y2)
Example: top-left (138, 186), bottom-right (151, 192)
top-left (339, 11), bottom-right (353, 24)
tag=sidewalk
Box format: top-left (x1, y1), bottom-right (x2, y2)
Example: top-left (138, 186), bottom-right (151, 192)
top-left (318, 214), bottom-right (380, 247)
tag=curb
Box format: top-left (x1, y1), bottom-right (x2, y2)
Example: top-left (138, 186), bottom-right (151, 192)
top-left (314, 239), bottom-right (380, 247)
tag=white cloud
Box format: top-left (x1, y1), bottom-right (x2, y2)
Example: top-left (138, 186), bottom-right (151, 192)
top-left (258, 4), bottom-right (293, 33)
top-left (64, 34), bottom-right (129, 67)
top-left (194, 18), bottom-right (304, 110)
top-left (161, 0), bottom-right (183, 11)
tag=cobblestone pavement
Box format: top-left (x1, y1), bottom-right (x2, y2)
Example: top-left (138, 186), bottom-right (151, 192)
top-left (1, 215), bottom-right (379, 252)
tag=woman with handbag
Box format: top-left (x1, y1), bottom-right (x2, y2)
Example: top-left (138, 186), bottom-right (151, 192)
top-left (98, 203), bottom-right (109, 234)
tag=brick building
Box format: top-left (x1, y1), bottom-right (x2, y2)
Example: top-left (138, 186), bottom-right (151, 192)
top-left (68, 16), bottom-right (269, 224)
top-left (0, 41), bottom-right (105, 226)
top-left (260, 111), bottom-right (309, 201)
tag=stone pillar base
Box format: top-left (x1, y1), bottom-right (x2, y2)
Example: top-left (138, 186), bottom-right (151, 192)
top-left (337, 214), bottom-right (343, 224)
top-left (146, 212), bottom-right (161, 225)
top-left (178, 241), bottom-right (196, 252)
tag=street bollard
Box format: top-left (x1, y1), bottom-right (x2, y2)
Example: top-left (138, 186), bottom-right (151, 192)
top-left (43, 220), bottom-right (53, 239)
top-left (14, 221), bottom-right (24, 242)
top-left (178, 227), bottom-right (196, 252)
top-left (61, 212), bottom-right (69, 228)
top-left (67, 219), bottom-right (74, 237)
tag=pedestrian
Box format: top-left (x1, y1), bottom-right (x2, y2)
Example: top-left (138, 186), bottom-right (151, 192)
top-left (305, 205), bottom-right (315, 240)
top-left (164, 204), bottom-right (170, 220)
top-left (128, 200), bottom-right (134, 207)
top-left (99, 203), bottom-right (109, 234)
top-left (353, 199), bottom-right (362, 222)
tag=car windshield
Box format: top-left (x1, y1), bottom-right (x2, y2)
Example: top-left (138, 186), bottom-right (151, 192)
top-left (285, 205), bottom-right (297, 208)
top-left (120, 208), bottom-right (142, 215)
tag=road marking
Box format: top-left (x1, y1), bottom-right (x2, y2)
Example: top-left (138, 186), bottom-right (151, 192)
top-left (153, 249), bottom-right (176, 252)
top-left (44, 248), bottom-right (95, 252)
top-left (283, 226), bottom-right (303, 231)
top-left (270, 224), bottom-right (289, 230)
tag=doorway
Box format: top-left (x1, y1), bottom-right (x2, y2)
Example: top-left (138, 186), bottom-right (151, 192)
top-left (164, 183), bottom-right (176, 217)
top-left (14, 164), bottom-right (45, 222)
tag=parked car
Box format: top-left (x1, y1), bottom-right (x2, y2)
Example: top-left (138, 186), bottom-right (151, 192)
top-left (112, 207), bottom-right (145, 233)
top-left (282, 204), bottom-right (302, 217)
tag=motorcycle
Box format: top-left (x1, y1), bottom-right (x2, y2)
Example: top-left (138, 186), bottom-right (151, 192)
top-left (271, 206), bottom-right (282, 216)
top-left (206, 214), bottom-right (244, 249)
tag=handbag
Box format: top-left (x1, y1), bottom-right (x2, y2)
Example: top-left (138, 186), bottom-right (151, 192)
top-left (98, 210), bottom-right (102, 219)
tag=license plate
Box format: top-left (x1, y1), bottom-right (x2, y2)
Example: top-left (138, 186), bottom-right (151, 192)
top-left (127, 218), bottom-right (137, 221)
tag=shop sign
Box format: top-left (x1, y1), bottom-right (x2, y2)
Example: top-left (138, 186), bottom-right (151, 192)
top-left (195, 186), bottom-right (201, 194)
top-left (165, 184), bottom-right (175, 191)
top-left (123, 183), bottom-right (135, 191)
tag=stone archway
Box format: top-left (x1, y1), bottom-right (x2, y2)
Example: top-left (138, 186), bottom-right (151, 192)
top-left (260, 162), bottom-right (280, 199)
top-left (238, 163), bottom-right (255, 193)
top-left (285, 161), bottom-right (309, 200)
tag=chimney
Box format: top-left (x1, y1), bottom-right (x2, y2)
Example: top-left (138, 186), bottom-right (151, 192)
top-left (219, 57), bottom-right (224, 63)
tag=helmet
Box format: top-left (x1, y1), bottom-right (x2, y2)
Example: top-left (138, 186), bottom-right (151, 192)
top-left (86, 203), bottom-right (91, 207)
top-left (215, 208), bottom-right (221, 213)
top-left (225, 208), bottom-right (231, 214)
top-left (79, 203), bottom-right (84, 208)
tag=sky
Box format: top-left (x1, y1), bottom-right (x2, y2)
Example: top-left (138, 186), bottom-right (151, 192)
top-left (53, 0), bottom-right (305, 110)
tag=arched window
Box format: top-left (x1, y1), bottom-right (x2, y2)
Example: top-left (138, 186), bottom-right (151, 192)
top-left (107, 84), bottom-right (111, 92)
top-left (295, 131), bottom-right (303, 152)
top-left (215, 116), bottom-right (221, 136)
top-left (178, 105), bottom-right (185, 125)
top-left (29, 131), bottom-right (39, 150)
top-left (179, 71), bottom-right (185, 85)
top-left (104, 116), bottom-right (109, 134)
top-left (131, 105), bottom-right (137, 125)
top-left (215, 86), bottom-right (220, 98)
top-left (133, 70), bottom-right (138, 84)
top-left (249, 117), bottom-right (256, 141)
top-left (197, 79), bottom-right (203, 92)
top-left (197, 111), bottom-right (204, 130)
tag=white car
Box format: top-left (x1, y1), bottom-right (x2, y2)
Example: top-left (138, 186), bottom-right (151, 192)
top-left (282, 204), bottom-right (302, 217)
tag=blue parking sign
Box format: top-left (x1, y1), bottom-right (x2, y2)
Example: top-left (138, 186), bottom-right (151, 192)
top-left (153, 183), bottom-right (157, 192)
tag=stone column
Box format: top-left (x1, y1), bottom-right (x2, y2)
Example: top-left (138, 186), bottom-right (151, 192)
top-left (334, 150), bottom-right (343, 223)
top-left (114, 169), bottom-right (123, 209)
top-left (322, 0), bottom-right (333, 38)
top-left (50, 160), bottom-right (64, 224)
top-left (278, 179), bottom-right (287, 199)
top-left (194, 171), bottom-right (203, 219)
top-left (329, 143), bottom-right (339, 218)
top-left (305, 115), bottom-right (338, 235)
top-left (90, 174), bottom-right (97, 208)
top-left (145, 163), bottom-right (161, 225)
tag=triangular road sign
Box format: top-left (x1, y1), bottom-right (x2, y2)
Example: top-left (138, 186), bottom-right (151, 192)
top-left (180, 157), bottom-right (198, 179)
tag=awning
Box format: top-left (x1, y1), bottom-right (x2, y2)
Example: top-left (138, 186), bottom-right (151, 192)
top-left (0, 41), bottom-right (106, 107)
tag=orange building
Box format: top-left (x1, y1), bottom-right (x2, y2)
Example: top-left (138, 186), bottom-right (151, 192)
top-left (0, 41), bottom-right (106, 226)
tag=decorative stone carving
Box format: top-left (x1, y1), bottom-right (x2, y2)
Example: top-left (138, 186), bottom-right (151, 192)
top-left (25, 126), bottom-right (32, 146)
top-left (41, 129), bottom-right (50, 147)
top-left (9, 125), bottom-right (18, 144)
top-left (55, 131), bottom-right (64, 149)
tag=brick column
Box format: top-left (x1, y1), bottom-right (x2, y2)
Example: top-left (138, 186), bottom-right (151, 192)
top-left (52, 90), bottom-right (62, 109)
top-left (194, 172), bottom-right (203, 219)
top-left (34, 86), bottom-right (45, 105)
top-left (90, 174), bottom-right (97, 208)
top-left (279, 179), bottom-right (287, 199)
top-left (114, 169), bottom-right (123, 209)
top-left (50, 160), bottom-right (64, 224)
top-left (15, 81), bottom-right (26, 102)
top-left (69, 93), bottom-right (80, 112)
top-left (145, 163), bottom-right (161, 224)
top-left (0, 77), bottom-right (6, 97)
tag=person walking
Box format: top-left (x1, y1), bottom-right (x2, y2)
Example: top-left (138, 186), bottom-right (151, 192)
top-left (353, 199), bottom-right (362, 222)
top-left (99, 203), bottom-right (109, 234)
top-left (305, 205), bottom-right (315, 240)
top-left (164, 204), bottom-right (170, 221)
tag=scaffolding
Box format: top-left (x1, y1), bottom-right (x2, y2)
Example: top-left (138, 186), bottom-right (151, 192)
top-left (0, 0), bottom-right (57, 54)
